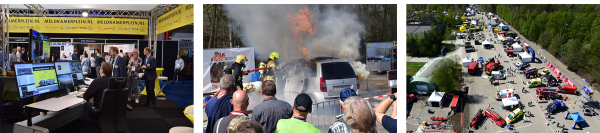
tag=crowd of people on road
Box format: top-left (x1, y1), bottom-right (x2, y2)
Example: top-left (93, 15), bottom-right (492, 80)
top-left (204, 74), bottom-right (398, 133)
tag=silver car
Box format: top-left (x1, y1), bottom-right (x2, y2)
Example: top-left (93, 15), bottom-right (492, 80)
top-left (276, 57), bottom-right (360, 103)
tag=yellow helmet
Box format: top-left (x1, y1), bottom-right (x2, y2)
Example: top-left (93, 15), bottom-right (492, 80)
top-left (269, 52), bottom-right (280, 61)
top-left (236, 55), bottom-right (248, 64)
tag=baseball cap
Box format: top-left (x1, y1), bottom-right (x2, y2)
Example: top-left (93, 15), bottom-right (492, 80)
top-left (294, 93), bottom-right (313, 112)
top-left (339, 88), bottom-right (357, 102)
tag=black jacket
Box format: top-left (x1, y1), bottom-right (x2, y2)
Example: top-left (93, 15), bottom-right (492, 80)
top-left (83, 75), bottom-right (112, 108)
top-left (95, 55), bottom-right (104, 66)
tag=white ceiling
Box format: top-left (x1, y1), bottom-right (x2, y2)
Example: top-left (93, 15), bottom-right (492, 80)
top-left (9, 4), bottom-right (159, 11)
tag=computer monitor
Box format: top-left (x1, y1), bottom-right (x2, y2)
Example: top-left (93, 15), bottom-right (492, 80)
top-left (30, 29), bottom-right (51, 62)
top-left (14, 63), bottom-right (60, 98)
top-left (54, 62), bottom-right (75, 89)
top-left (69, 61), bottom-right (84, 85)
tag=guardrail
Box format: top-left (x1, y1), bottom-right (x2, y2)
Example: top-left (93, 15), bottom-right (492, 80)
top-left (306, 99), bottom-right (342, 133)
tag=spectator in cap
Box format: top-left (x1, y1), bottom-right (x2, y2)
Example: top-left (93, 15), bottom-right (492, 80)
top-left (275, 93), bottom-right (319, 133)
top-left (375, 92), bottom-right (398, 133)
top-left (251, 80), bottom-right (292, 133)
top-left (329, 88), bottom-right (377, 133)
top-left (212, 90), bottom-right (258, 133)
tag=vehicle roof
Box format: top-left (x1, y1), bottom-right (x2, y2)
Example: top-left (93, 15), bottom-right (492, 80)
top-left (500, 89), bottom-right (514, 93)
top-left (314, 58), bottom-right (350, 63)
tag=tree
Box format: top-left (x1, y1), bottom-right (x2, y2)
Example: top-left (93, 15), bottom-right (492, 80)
top-left (431, 55), bottom-right (462, 93)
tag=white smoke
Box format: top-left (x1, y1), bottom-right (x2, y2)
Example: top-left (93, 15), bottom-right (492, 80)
top-left (224, 5), bottom-right (369, 81)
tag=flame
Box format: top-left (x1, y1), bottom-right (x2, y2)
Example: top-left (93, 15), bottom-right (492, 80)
top-left (287, 8), bottom-right (316, 61)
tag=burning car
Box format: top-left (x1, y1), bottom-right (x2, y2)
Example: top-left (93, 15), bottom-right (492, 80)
top-left (277, 56), bottom-right (360, 103)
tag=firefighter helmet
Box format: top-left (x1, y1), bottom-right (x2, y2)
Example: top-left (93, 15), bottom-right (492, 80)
top-left (269, 52), bottom-right (280, 61)
top-left (236, 55), bottom-right (248, 64)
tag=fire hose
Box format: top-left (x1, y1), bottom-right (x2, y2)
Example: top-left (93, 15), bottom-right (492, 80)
top-left (204, 67), bottom-right (271, 108)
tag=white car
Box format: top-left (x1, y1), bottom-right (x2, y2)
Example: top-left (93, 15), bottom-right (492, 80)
top-left (276, 57), bottom-right (360, 103)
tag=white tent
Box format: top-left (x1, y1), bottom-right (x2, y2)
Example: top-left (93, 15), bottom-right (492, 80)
top-left (519, 52), bottom-right (533, 63)
top-left (462, 56), bottom-right (473, 67)
top-left (512, 43), bottom-right (523, 52)
top-left (483, 39), bottom-right (492, 47)
top-left (502, 97), bottom-right (519, 107)
top-left (471, 20), bottom-right (477, 25)
top-left (428, 91), bottom-right (445, 107)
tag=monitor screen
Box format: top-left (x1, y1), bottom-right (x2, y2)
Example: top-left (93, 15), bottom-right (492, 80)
top-left (54, 62), bottom-right (74, 89)
top-left (69, 61), bottom-right (84, 85)
top-left (15, 63), bottom-right (60, 98)
top-left (30, 29), bottom-right (51, 61)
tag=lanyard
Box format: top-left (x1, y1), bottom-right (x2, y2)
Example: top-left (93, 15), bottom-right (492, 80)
top-left (294, 117), bottom-right (305, 121)
top-left (230, 111), bottom-right (247, 116)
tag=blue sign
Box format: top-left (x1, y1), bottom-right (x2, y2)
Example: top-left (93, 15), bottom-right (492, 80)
top-left (179, 41), bottom-right (194, 48)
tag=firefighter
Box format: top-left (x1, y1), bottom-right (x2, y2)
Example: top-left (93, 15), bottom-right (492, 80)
top-left (225, 55), bottom-right (249, 90)
top-left (263, 52), bottom-right (279, 82)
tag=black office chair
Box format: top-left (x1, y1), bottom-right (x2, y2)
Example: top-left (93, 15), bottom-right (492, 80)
top-left (93, 77), bottom-right (129, 133)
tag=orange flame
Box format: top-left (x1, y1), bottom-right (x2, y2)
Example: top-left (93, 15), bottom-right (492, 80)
top-left (287, 8), bottom-right (316, 61)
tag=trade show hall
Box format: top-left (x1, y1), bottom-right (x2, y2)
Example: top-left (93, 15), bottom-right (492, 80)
top-left (0, 4), bottom-right (195, 133)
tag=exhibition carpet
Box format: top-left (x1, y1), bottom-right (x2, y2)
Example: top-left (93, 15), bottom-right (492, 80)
top-left (0, 96), bottom-right (193, 133)
top-left (153, 79), bottom-right (194, 108)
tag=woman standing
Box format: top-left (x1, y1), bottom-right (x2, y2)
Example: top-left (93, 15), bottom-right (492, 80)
top-left (90, 53), bottom-right (97, 78)
top-left (127, 49), bottom-right (143, 103)
top-left (81, 54), bottom-right (90, 74)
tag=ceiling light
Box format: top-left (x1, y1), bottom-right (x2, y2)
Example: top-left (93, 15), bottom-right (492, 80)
top-left (82, 11), bottom-right (88, 17)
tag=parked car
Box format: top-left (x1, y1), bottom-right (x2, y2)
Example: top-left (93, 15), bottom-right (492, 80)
top-left (514, 62), bottom-right (530, 70)
top-left (583, 105), bottom-right (596, 116)
top-left (506, 108), bottom-right (524, 124)
top-left (277, 57), bottom-right (360, 103)
top-left (526, 78), bottom-right (542, 88)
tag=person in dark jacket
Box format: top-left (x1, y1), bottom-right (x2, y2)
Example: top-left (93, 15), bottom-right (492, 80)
top-left (141, 47), bottom-right (157, 108)
top-left (205, 74), bottom-right (235, 133)
top-left (72, 49), bottom-right (79, 61)
top-left (110, 47), bottom-right (127, 78)
top-left (83, 62), bottom-right (112, 130)
top-left (95, 49), bottom-right (105, 78)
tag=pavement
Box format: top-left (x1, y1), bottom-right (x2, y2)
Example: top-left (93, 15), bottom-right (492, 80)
top-left (457, 11), bottom-right (600, 133)
top-left (203, 72), bottom-right (395, 133)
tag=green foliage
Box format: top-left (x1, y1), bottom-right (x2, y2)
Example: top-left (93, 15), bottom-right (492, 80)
top-left (431, 55), bottom-right (462, 93)
top-left (406, 24), bottom-right (447, 56)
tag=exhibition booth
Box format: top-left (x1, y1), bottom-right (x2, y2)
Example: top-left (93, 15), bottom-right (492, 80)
top-left (0, 4), bottom-right (194, 133)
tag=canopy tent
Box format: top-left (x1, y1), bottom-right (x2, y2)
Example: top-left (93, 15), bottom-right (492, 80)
top-left (483, 39), bottom-right (491, 45)
top-left (498, 35), bottom-right (505, 40)
top-left (477, 57), bottom-right (484, 62)
top-left (471, 20), bottom-right (477, 25)
top-left (502, 97), bottom-right (519, 107)
top-left (463, 56), bottom-right (473, 67)
top-left (519, 52), bottom-right (533, 63)
top-left (512, 43), bottom-right (523, 52)
top-left (428, 91), bottom-right (445, 107)
top-left (568, 112), bottom-right (586, 129)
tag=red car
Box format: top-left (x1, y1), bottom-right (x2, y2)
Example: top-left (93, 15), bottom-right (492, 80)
top-left (485, 108), bottom-right (506, 126)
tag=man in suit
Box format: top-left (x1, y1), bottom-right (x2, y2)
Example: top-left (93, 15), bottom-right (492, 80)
top-left (110, 47), bottom-right (127, 78)
top-left (141, 47), bottom-right (157, 109)
top-left (72, 49), bottom-right (79, 61)
top-left (111, 47), bottom-right (132, 111)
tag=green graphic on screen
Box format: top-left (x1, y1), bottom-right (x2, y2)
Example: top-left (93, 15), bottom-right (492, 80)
top-left (43, 41), bottom-right (50, 58)
top-left (33, 69), bottom-right (57, 87)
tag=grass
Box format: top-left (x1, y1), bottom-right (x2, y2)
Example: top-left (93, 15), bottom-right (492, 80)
top-left (407, 62), bottom-right (427, 77)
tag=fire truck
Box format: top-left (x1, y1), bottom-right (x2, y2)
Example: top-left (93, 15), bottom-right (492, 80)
top-left (483, 58), bottom-right (500, 75)
top-left (485, 108), bottom-right (506, 127)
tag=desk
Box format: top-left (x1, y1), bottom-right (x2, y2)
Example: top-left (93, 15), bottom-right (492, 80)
top-left (140, 68), bottom-right (166, 97)
top-left (14, 94), bottom-right (87, 133)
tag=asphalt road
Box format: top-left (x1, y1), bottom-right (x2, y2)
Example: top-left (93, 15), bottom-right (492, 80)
top-left (460, 12), bottom-right (600, 133)
top-left (202, 72), bottom-right (395, 133)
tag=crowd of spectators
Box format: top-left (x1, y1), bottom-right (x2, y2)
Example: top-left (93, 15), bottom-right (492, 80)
top-left (205, 75), bottom-right (398, 133)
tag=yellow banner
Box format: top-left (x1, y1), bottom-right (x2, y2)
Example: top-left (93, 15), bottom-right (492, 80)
top-left (156, 4), bottom-right (194, 34)
top-left (8, 17), bottom-right (148, 35)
